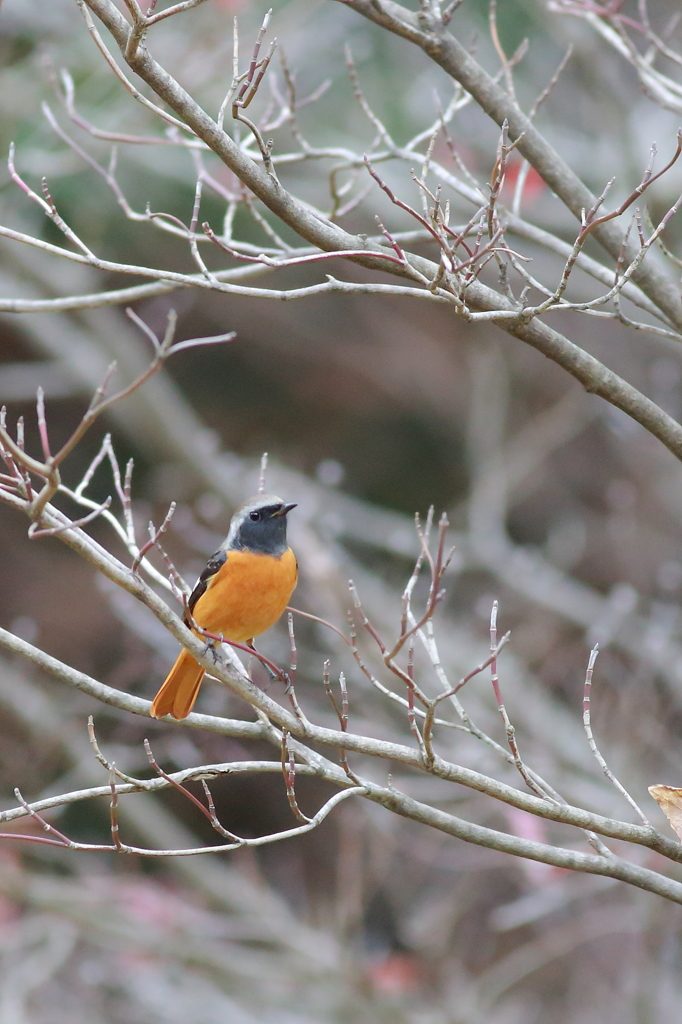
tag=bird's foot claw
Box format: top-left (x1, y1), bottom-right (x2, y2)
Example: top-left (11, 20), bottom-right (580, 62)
top-left (202, 636), bottom-right (223, 663)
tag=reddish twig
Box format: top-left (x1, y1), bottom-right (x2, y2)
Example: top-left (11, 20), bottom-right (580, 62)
top-left (200, 780), bottom-right (242, 842)
top-left (13, 787), bottom-right (74, 848)
top-left (422, 632), bottom-right (511, 765)
top-left (131, 502), bottom-right (176, 574)
top-left (488, 602), bottom-right (547, 797)
top-left (581, 131), bottom-right (682, 242)
top-left (281, 731), bottom-right (311, 823)
top-left (109, 764), bottom-right (123, 850)
top-left (405, 636), bottom-right (427, 756)
top-left (322, 657), bottom-right (342, 721)
top-left (35, 387), bottom-right (51, 461)
top-left (144, 738), bottom-right (242, 840)
top-left (287, 606), bottom-right (351, 647)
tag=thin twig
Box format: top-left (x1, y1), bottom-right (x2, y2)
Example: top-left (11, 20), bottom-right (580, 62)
top-left (281, 731), bottom-right (311, 823)
top-left (582, 645), bottom-right (651, 826)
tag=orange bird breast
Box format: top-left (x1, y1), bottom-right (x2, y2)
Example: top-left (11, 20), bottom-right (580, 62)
top-left (193, 547), bottom-right (298, 642)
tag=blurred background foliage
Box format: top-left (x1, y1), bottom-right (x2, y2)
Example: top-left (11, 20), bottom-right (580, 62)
top-left (1, 1), bottom-right (682, 1022)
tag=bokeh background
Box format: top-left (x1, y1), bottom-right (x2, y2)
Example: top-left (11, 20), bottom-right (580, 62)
top-left (1, 0), bottom-right (682, 1021)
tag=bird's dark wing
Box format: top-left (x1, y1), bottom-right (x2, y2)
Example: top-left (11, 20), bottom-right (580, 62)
top-left (185, 549), bottom-right (227, 622)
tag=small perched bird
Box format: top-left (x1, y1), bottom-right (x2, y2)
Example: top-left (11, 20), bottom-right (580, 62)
top-left (150, 494), bottom-right (298, 720)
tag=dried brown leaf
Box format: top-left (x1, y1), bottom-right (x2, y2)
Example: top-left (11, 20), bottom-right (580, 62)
top-left (648, 785), bottom-right (682, 840)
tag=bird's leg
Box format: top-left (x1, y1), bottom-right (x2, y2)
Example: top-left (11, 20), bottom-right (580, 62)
top-left (201, 634), bottom-right (223, 663)
top-left (186, 612), bottom-right (222, 664)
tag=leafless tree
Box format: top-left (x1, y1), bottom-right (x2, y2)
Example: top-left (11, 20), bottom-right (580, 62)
top-left (2, 1), bottom-right (682, 1020)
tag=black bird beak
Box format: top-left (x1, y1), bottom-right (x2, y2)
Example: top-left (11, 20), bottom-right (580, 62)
top-left (272, 503), bottom-right (297, 516)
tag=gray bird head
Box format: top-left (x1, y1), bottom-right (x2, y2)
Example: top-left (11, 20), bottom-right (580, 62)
top-left (225, 494), bottom-right (297, 555)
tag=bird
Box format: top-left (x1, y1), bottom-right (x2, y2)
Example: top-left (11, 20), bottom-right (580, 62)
top-left (150, 494), bottom-right (298, 720)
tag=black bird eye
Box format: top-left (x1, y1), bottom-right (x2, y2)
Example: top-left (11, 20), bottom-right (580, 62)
top-left (249, 510), bottom-right (261, 521)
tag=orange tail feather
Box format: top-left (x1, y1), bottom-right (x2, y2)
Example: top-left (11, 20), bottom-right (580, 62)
top-left (150, 649), bottom-right (206, 720)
